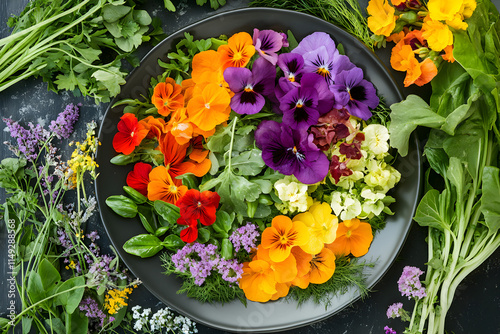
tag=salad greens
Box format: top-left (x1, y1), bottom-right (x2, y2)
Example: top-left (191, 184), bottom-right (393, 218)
top-left (388, 0), bottom-right (500, 332)
top-left (0, 0), bottom-right (164, 103)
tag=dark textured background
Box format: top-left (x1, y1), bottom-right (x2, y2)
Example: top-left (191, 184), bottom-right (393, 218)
top-left (1, 0), bottom-right (499, 333)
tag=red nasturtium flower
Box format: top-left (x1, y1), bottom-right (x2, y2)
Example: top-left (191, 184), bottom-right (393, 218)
top-left (112, 113), bottom-right (149, 155)
top-left (126, 162), bottom-right (152, 196)
top-left (176, 189), bottom-right (221, 227)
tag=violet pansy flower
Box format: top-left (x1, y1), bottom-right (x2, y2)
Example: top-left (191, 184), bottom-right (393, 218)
top-left (280, 73), bottom-right (333, 130)
top-left (253, 28), bottom-right (287, 65)
top-left (255, 120), bottom-right (329, 184)
top-left (275, 53), bottom-right (305, 100)
top-left (330, 67), bottom-right (379, 120)
top-left (223, 57), bottom-right (276, 115)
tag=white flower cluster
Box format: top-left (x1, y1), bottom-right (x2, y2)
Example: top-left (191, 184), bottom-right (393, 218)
top-left (274, 175), bottom-right (313, 214)
top-left (330, 123), bottom-right (401, 221)
top-left (131, 305), bottom-right (198, 334)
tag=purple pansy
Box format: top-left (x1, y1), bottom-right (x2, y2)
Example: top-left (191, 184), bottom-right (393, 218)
top-left (223, 57), bottom-right (276, 115)
top-left (255, 120), bottom-right (329, 184)
top-left (330, 67), bottom-right (379, 120)
top-left (292, 32), bottom-right (354, 85)
top-left (275, 53), bottom-right (305, 101)
top-left (253, 29), bottom-right (286, 65)
top-left (280, 73), bottom-right (333, 130)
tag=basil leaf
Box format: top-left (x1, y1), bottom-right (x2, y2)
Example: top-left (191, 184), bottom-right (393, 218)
top-left (123, 234), bottom-right (163, 258)
top-left (106, 195), bottom-right (138, 218)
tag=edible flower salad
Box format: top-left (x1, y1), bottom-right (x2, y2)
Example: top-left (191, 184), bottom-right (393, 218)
top-left (105, 28), bottom-right (402, 304)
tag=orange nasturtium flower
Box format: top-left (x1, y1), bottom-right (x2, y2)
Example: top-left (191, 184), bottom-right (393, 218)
top-left (186, 83), bottom-right (231, 132)
top-left (147, 165), bottom-right (187, 204)
top-left (139, 116), bottom-right (167, 139)
top-left (152, 78), bottom-right (185, 117)
top-left (218, 32), bottom-right (255, 69)
top-left (326, 218), bottom-right (374, 257)
top-left (239, 260), bottom-right (279, 302)
top-left (413, 58), bottom-right (438, 87)
top-left (427, 0), bottom-right (463, 22)
top-left (112, 113), bottom-right (149, 155)
top-left (367, 0), bottom-right (397, 37)
top-left (261, 215), bottom-right (310, 262)
top-left (292, 202), bottom-right (339, 255)
top-left (442, 45), bottom-right (455, 63)
top-left (165, 108), bottom-right (194, 145)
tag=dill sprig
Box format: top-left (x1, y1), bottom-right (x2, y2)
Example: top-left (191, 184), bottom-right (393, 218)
top-left (286, 257), bottom-right (372, 307)
top-left (249, 0), bottom-right (374, 50)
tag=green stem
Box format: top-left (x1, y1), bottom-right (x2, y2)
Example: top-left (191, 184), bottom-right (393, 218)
top-left (227, 116), bottom-right (238, 170)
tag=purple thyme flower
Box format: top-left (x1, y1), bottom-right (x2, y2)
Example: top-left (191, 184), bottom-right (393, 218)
top-left (384, 326), bottom-right (397, 334)
top-left (253, 29), bottom-right (287, 65)
top-left (49, 103), bottom-right (81, 139)
top-left (398, 266), bottom-right (427, 300)
top-left (255, 120), bottom-right (329, 184)
top-left (172, 243), bottom-right (220, 286)
top-left (216, 258), bottom-right (243, 284)
top-left (79, 297), bottom-right (110, 327)
top-left (224, 57), bottom-right (276, 115)
top-left (386, 302), bottom-right (404, 318)
top-left (3, 118), bottom-right (50, 161)
top-left (330, 67), bottom-right (379, 120)
top-left (229, 223), bottom-right (260, 253)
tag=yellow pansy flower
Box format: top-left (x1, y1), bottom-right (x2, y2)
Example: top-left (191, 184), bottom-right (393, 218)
top-left (422, 19), bottom-right (453, 52)
top-left (427, 0), bottom-right (463, 21)
top-left (367, 0), bottom-right (397, 37)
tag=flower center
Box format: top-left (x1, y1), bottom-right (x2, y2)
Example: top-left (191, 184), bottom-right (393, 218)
top-left (296, 99), bottom-right (304, 108)
top-left (233, 52), bottom-right (243, 61)
top-left (205, 102), bottom-right (211, 109)
top-left (280, 235), bottom-right (289, 244)
top-left (130, 131), bottom-right (135, 137)
top-left (244, 84), bottom-right (254, 93)
top-left (316, 66), bottom-right (330, 77)
top-left (169, 185), bottom-right (178, 193)
top-left (197, 201), bottom-right (202, 207)
top-left (346, 229), bottom-right (352, 238)
top-left (288, 73), bottom-right (295, 82)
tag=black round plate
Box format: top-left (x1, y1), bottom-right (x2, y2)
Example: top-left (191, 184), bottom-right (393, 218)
top-left (95, 7), bottom-right (420, 333)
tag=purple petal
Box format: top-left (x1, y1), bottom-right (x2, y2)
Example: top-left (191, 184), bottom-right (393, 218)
top-left (251, 57), bottom-right (276, 97)
top-left (280, 86), bottom-right (319, 130)
top-left (277, 53), bottom-right (304, 83)
top-left (338, 67), bottom-right (364, 90)
top-left (346, 99), bottom-right (373, 120)
top-left (230, 91), bottom-right (266, 115)
top-left (292, 32), bottom-right (338, 58)
top-left (253, 29), bottom-right (285, 65)
top-left (275, 77), bottom-right (299, 101)
top-left (300, 73), bottom-right (334, 115)
top-left (223, 67), bottom-right (252, 92)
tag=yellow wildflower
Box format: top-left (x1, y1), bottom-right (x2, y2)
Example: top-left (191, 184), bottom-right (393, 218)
top-left (422, 19), bottom-right (453, 52)
top-left (367, 0), bottom-right (397, 37)
top-left (461, 0), bottom-right (477, 18)
top-left (65, 260), bottom-right (76, 270)
top-left (104, 287), bottom-right (134, 315)
top-left (427, 0), bottom-right (463, 21)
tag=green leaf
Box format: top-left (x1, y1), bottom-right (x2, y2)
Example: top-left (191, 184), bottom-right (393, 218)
top-left (110, 154), bottom-right (139, 165)
top-left (161, 234), bottom-right (184, 251)
top-left (38, 258), bottom-right (61, 290)
top-left (22, 317), bottom-right (32, 334)
top-left (27, 271), bottom-right (46, 305)
top-left (44, 317), bottom-right (64, 334)
top-left (138, 207), bottom-right (155, 234)
top-left (54, 276), bottom-right (85, 314)
top-left (231, 149), bottom-right (265, 176)
top-left (154, 200), bottom-right (180, 223)
top-left (221, 238), bottom-right (233, 259)
top-left (197, 228), bottom-right (210, 243)
top-left (123, 234), bottom-right (163, 258)
top-left (110, 304), bottom-right (127, 329)
top-left (155, 226), bottom-right (169, 237)
top-left (65, 310), bottom-right (88, 334)
top-left (92, 68), bottom-right (126, 97)
top-left (164, 0), bottom-right (177, 11)
top-left (481, 166), bottom-right (500, 233)
top-left (123, 186), bottom-right (147, 204)
top-left (389, 95), bottom-right (446, 156)
top-left (106, 195), bottom-right (138, 218)
top-left (413, 189), bottom-right (449, 232)
top-left (120, 20), bottom-right (140, 38)
top-left (102, 4), bottom-right (131, 22)
top-left (133, 10), bottom-right (152, 26)
top-left (212, 210), bottom-right (234, 235)
top-left (446, 157), bottom-right (464, 196)
top-left (54, 71), bottom-right (78, 91)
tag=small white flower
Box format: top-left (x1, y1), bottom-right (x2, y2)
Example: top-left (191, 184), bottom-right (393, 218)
top-left (341, 195), bottom-right (362, 220)
top-left (363, 124), bottom-right (390, 155)
top-left (360, 187), bottom-right (386, 200)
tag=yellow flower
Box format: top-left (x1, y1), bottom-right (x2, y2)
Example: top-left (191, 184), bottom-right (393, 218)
top-left (367, 0), bottom-right (397, 37)
top-left (65, 260), bottom-right (76, 270)
top-left (427, 0), bottom-right (463, 21)
top-left (461, 0), bottom-right (476, 18)
top-left (261, 215), bottom-right (310, 262)
top-left (292, 203), bottom-right (339, 255)
top-left (422, 19), bottom-right (453, 52)
top-left (446, 14), bottom-right (468, 30)
top-left (104, 287), bottom-right (134, 315)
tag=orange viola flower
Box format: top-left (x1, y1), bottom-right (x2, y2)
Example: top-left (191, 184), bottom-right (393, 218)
top-left (326, 218), bottom-right (374, 258)
top-left (239, 260), bottom-right (278, 302)
top-left (414, 58), bottom-right (438, 86)
top-left (218, 32), bottom-right (255, 69)
top-left (152, 78), bottom-right (184, 117)
top-left (186, 83), bottom-right (231, 132)
top-left (159, 133), bottom-right (211, 178)
top-left (290, 247), bottom-right (313, 289)
top-left (188, 136), bottom-right (209, 163)
top-left (147, 165), bottom-right (187, 204)
top-left (255, 245), bottom-right (298, 283)
top-left (112, 113), bottom-right (149, 155)
top-left (261, 215), bottom-right (310, 262)
top-left (390, 41), bottom-right (419, 72)
top-left (308, 247), bottom-right (336, 284)
top-left (181, 79), bottom-right (195, 104)
top-left (192, 50), bottom-right (225, 86)
top-left (165, 108), bottom-right (193, 145)
top-left (139, 116), bottom-right (167, 139)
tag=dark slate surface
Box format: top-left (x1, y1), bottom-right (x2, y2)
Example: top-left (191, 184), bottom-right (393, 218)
top-left (0, 1), bottom-right (499, 333)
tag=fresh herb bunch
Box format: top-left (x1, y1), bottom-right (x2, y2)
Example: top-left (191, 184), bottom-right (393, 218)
top-left (0, 107), bottom-right (139, 333)
top-left (0, 0), bottom-right (164, 103)
top-left (164, 0), bottom-right (227, 12)
top-left (249, 0), bottom-right (374, 50)
top-left (388, 0), bottom-right (500, 332)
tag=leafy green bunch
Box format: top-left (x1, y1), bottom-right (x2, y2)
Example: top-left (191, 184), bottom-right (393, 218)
top-left (388, 0), bottom-right (500, 332)
top-left (0, 0), bottom-right (164, 103)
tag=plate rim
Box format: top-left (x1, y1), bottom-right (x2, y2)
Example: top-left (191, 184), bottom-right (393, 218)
top-left (95, 7), bottom-right (421, 332)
